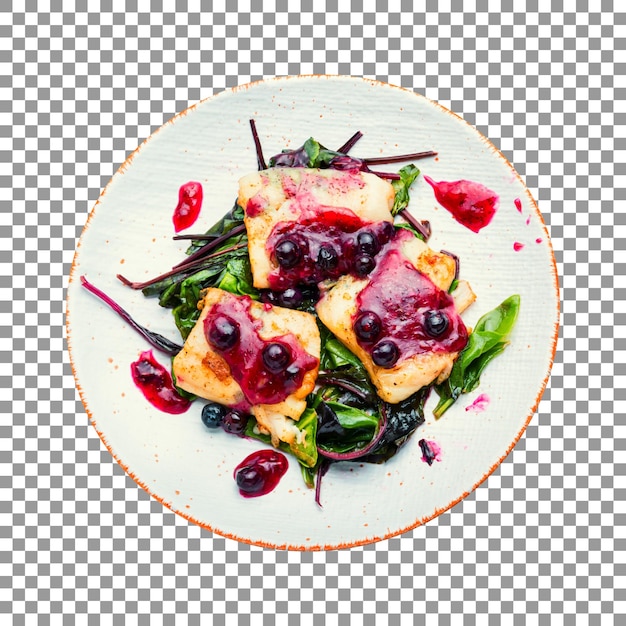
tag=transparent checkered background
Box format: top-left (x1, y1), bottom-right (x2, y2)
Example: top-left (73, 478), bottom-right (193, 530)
top-left (2, 1), bottom-right (624, 623)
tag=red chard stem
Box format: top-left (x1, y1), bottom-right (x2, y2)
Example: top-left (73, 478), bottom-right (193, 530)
top-left (249, 119), bottom-right (267, 171)
top-left (80, 276), bottom-right (182, 355)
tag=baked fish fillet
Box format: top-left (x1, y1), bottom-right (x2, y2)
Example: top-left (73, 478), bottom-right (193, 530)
top-left (316, 234), bottom-right (475, 404)
top-left (172, 288), bottom-right (320, 447)
top-left (238, 167), bottom-right (395, 288)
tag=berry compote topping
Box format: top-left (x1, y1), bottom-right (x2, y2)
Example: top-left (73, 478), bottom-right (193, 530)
top-left (353, 231), bottom-right (468, 367)
top-left (260, 285), bottom-right (320, 311)
top-left (233, 449), bottom-right (289, 498)
top-left (424, 176), bottom-right (498, 233)
top-left (266, 214), bottom-right (394, 291)
top-left (130, 350), bottom-right (191, 414)
top-left (203, 295), bottom-right (318, 407)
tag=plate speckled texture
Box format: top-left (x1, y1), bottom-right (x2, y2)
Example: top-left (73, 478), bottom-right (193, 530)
top-left (67, 76), bottom-right (558, 549)
top-left (5, 3), bottom-right (622, 622)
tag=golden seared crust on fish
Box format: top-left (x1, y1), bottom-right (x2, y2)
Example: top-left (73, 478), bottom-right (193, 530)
top-left (399, 235), bottom-right (476, 311)
top-left (172, 288), bottom-right (320, 447)
top-left (238, 168), bottom-right (395, 288)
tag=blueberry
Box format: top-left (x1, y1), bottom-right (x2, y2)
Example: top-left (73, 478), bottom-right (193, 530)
top-left (424, 310), bottom-right (449, 337)
top-left (260, 290), bottom-right (280, 305)
top-left (208, 315), bottom-right (240, 350)
top-left (357, 230), bottom-right (379, 256)
top-left (278, 287), bottom-right (303, 308)
top-left (354, 311), bottom-right (382, 343)
top-left (372, 340), bottom-right (400, 368)
top-left (354, 254), bottom-right (376, 276)
top-left (221, 410), bottom-right (248, 436)
top-left (235, 466), bottom-right (265, 495)
top-left (201, 402), bottom-right (227, 429)
top-left (316, 245), bottom-right (339, 271)
top-left (262, 342), bottom-right (292, 373)
top-left (274, 238), bottom-right (302, 269)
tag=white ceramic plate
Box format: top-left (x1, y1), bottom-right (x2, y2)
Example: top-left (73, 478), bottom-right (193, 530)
top-left (66, 76), bottom-right (559, 550)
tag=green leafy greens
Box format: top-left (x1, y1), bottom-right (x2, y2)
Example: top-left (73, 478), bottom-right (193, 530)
top-left (433, 294), bottom-right (521, 418)
top-left (113, 127), bottom-right (521, 502)
top-left (244, 407), bottom-right (319, 469)
top-left (391, 164), bottom-right (421, 215)
top-left (140, 205), bottom-right (256, 339)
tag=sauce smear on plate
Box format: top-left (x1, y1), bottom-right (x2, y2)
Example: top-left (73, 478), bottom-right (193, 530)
top-left (173, 181), bottom-right (203, 232)
top-left (424, 176), bottom-right (498, 233)
top-left (234, 449), bottom-right (289, 498)
top-left (131, 350), bottom-right (191, 414)
top-left (419, 439), bottom-right (442, 465)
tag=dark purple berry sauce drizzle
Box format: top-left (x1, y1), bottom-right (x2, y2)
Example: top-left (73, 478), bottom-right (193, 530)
top-left (266, 212), bottom-right (395, 291)
top-left (203, 295), bottom-right (318, 408)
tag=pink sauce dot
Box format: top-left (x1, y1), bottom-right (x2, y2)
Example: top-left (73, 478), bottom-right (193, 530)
top-left (536, 238), bottom-right (543, 244)
top-left (525, 215), bottom-right (531, 226)
top-left (465, 393), bottom-right (490, 413)
top-left (514, 197), bottom-right (522, 212)
top-left (513, 242), bottom-right (524, 252)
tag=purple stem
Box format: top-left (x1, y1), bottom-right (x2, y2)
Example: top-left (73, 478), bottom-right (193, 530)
top-left (336, 131), bottom-right (363, 154)
top-left (117, 241), bottom-right (247, 291)
top-left (173, 233), bottom-right (219, 241)
top-left (80, 276), bottom-right (182, 355)
top-left (441, 249), bottom-right (460, 281)
top-left (316, 374), bottom-right (372, 402)
top-left (363, 150), bottom-right (437, 165)
top-left (171, 223), bottom-right (247, 270)
top-left (371, 170), bottom-right (401, 180)
top-left (316, 411), bottom-right (388, 461)
top-left (314, 459), bottom-right (331, 508)
top-left (399, 209), bottom-right (431, 241)
top-left (249, 119), bottom-right (267, 171)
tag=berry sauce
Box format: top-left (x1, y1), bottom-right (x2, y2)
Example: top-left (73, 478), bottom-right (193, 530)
top-left (266, 214), bottom-right (394, 291)
top-left (130, 350), bottom-right (191, 414)
top-left (233, 449), bottom-right (289, 498)
top-left (173, 181), bottom-right (203, 232)
top-left (203, 295), bottom-right (318, 408)
top-left (424, 176), bottom-right (498, 233)
top-left (353, 231), bottom-right (468, 365)
top-left (246, 168), bottom-right (392, 290)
